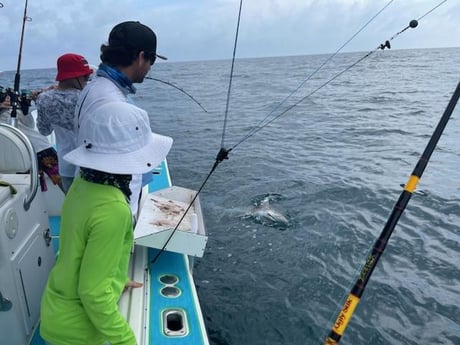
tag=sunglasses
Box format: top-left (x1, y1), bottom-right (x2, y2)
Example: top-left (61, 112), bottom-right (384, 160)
top-left (144, 52), bottom-right (156, 66)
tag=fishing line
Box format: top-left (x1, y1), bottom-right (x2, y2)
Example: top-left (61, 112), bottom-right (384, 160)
top-left (417, 0), bottom-right (447, 21)
top-left (221, 0), bottom-right (243, 149)
top-left (236, 0), bottom-right (395, 149)
top-left (229, 0), bottom-right (448, 152)
top-left (145, 76), bottom-right (208, 113)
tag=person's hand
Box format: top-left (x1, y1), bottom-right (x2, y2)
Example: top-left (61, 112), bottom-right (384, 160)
top-left (124, 280), bottom-right (143, 292)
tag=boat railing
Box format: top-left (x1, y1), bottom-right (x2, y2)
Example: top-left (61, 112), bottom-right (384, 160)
top-left (0, 122), bottom-right (39, 210)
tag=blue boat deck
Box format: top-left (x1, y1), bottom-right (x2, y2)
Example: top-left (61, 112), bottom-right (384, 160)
top-left (146, 160), bottom-right (208, 344)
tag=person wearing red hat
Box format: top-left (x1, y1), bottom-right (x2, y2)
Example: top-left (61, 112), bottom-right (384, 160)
top-left (55, 53), bottom-right (93, 85)
top-left (36, 53), bottom-right (93, 192)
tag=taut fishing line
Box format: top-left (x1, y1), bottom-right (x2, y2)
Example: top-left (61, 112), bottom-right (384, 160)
top-left (221, 0), bottom-right (244, 149)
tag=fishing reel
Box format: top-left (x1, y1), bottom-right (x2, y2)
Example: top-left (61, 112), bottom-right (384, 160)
top-left (0, 86), bottom-right (33, 115)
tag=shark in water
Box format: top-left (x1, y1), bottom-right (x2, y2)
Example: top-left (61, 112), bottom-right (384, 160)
top-left (245, 193), bottom-right (289, 228)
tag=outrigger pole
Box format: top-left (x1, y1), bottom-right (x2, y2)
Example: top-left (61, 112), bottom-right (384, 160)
top-left (324, 80), bottom-right (460, 345)
top-left (10, 0), bottom-right (30, 126)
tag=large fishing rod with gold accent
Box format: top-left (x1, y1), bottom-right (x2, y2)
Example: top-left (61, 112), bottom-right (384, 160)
top-left (324, 80), bottom-right (460, 345)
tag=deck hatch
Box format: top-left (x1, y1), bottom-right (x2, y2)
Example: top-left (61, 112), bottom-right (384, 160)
top-left (160, 286), bottom-right (181, 298)
top-left (159, 274), bottom-right (178, 285)
top-left (162, 308), bottom-right (188, 336)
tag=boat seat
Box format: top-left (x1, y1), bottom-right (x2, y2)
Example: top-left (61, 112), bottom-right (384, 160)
top-left (0, 123), bottom-right (31, 173)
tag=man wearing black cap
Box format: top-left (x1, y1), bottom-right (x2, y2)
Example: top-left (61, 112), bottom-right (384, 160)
top-left (73, 21), bottom-right (167, 217)
top-left (101, 20), bottom-right (167, 83)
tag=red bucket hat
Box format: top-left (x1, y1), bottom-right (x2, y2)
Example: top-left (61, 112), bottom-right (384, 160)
top-left (55, 53), bottom-right (93, 81)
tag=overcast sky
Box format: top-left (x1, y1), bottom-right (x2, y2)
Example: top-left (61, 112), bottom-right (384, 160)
top-left (0, 0), bottom-right (458, 71)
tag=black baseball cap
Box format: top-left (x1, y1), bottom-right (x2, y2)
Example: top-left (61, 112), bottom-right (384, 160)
top-left (108, 21), bottom-right (167, 60)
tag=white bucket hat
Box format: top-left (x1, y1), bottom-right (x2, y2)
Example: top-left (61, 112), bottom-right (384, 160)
top-left (64, 101), bottom-right (173, 174)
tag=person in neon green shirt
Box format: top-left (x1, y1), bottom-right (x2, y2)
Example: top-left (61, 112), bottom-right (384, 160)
top-left (40, 101), bottom-right (173, 345)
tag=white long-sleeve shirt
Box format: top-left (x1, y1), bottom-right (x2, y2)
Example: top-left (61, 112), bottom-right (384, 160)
top-left (72, 75), bottom-right (143, 217)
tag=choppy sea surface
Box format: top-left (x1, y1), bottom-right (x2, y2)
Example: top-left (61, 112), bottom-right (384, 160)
top-left (2, 47), bottom-right (459, 345)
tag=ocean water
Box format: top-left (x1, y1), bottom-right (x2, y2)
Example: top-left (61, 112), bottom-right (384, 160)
top-left (2, 47), bottom-right (459, 345)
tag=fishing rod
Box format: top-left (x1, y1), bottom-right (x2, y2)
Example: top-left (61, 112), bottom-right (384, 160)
top-left (145, 76), bottom-right (208, 113)
top-left (10, 0), bottom-right (31, 127)
top-left (231, 0), bottom-right (448, 152)
top-left (323, 80), bottom-right (460, 345)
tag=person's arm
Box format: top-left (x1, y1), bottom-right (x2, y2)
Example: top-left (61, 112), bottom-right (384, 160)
top-left (78, 200), bottom-right (136, 345)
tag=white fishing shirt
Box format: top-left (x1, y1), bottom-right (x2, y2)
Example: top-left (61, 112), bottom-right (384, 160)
top-left (36, 88), bottom-right (81, 177)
